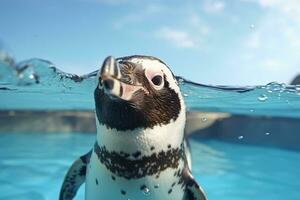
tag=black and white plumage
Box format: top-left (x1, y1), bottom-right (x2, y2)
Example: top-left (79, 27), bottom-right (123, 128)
top-left (59, 55), bottom-right (207, 200)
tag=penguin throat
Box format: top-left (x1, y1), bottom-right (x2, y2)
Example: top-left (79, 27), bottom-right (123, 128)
top-left (94, 85), bottom-right (182, 131)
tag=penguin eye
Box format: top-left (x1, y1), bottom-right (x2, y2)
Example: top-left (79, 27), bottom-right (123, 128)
top-left (151, 75), bottom-right (163, 86)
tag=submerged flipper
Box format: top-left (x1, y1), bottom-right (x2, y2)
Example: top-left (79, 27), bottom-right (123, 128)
top-left (183, 167), bottom-right (208, 200)
top-left (184, 138), bottom-right (192, 171)
top-left (59, 150), bottom-right (92, 200)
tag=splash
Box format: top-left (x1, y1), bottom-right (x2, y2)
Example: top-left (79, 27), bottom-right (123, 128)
top-left (0, 58), bottom-right (300, 118)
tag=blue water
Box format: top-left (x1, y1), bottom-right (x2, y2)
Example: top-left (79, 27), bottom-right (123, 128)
top-left (1, 58), bottom-right (300, 199)
top-left (1, 132), bottom-right (300, 200)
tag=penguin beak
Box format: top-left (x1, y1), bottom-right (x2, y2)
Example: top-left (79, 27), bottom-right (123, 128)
top-left (100, 56), bottom-right (148, 100)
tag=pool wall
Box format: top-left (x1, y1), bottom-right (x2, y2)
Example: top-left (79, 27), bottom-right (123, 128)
top-left (0, 111), bottom-right (96, 133)
top-left (188, 112), bottom-right (300, 151)
top-left (1, 110), bottom-right (299, 151)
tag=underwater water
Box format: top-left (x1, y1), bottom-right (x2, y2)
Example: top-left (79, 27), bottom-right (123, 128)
top-left (1, 58), bottom-right (300, 200)
top-left (1, 132), bottom-right (300, 200)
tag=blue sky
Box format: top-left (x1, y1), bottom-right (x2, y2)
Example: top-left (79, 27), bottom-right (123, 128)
top-left (1, 0), bottom-right (300, 85)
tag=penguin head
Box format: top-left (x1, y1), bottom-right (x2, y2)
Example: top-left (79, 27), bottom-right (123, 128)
top-left (94, 55), bottom-right (185, 131)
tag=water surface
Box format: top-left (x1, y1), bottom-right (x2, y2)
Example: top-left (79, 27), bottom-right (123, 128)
top-left (0, 59), bottom-right (300, 118)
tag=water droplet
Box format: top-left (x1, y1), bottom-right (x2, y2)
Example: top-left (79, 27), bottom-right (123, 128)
top-left (266, 82), bottom-right (285, 93)
top-left (201, 117), bottom-right (207, 122)
top-left (250, 24), bottom-right (255, 29)
top-left (183, 93), bottom-right (188, 97)
top-left (258, 94), bottom-right (268, 102)
top-left (178, 78), bottom-right (185, 85)
top-left (265, 132), bottom-right (270, 136)
top-left (238, 135), bottom-right (244, 140)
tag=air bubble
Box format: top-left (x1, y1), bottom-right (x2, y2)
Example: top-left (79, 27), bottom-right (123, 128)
top-left (183, 93), bottom-right (188, 97)
top-left (238, 136), bottom-right (244, 140)
top-left (18, 73), bottom-right (24, 79)
top-left (29, 74), bottom-right (35, 79)
top-left (142, 187), bottom-right (150, 196)
top-left (258, 94), bottom-right (268, 102)
top-left (201, 118), bottom-right (207, 122)
top-left (265, 132), bottom-right (270, 136)
top-left (250, 24), bottom-right (255, 29)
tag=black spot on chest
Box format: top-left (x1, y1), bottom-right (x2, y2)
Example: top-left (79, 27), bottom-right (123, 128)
top-left (121, 190), bottom-right (126, 195)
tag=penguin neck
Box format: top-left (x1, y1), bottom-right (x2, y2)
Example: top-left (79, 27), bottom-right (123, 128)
top-left (95, 110), bottom-right (186, 155)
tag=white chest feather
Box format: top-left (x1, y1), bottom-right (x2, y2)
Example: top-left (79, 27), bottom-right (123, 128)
top-left (95, 108), bottom-right (185, 153)
top-left (86, 151), bottom-right (187, 200)
top-left (85, 111), bottom-right (187, 200)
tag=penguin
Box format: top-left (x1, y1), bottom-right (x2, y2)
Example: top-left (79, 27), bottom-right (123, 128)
top-left (59, 55), bottom-right (207, 200)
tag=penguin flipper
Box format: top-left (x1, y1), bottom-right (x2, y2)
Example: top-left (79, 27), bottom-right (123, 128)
top-left (184, 138), bottom-right (192, 171)
top-left (59, 150), bottom-right (92, 200)
top-left (184, 168), bottom-right (208, 200)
